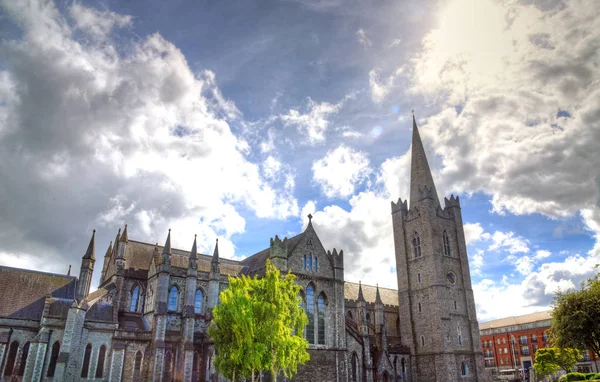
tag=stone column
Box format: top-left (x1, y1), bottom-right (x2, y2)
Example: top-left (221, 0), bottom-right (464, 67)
top-left (109, 343), bottom-right (126, 382)
top-left (53, 303), bottom-right (87, 382)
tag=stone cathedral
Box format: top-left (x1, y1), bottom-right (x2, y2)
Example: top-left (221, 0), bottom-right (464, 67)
top-left (0, 117), bottom-right (485, 382)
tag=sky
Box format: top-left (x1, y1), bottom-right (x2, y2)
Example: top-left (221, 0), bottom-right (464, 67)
top-left (0, 0), bottom-right (598, 321)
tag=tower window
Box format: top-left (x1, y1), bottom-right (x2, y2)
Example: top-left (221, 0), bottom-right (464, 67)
top-left (95, 345), bottom-right (106, 378)
top-left (458, 325), bottom-right (463, 346)
top-left (303, 255), bottom-right (306, 270)
top-left (194, 289), bottom-right (203, 314)
top-left (168, 286), bottom-right (179, 311)
top-left (443, 230), bottom-right (451, 256)
top-left (412, 233), bottom-right (422, 258)
top-left (417, 273), bottom-right (422, 283)
top-left (421, 335), bottom-right (425, 347)
top-left (461, 362), bottom-right (469, 376)
top-left (130, 285), bottom-right (140, 312)
top-left (454, 300), bottom-right (457, 310)
top-left (418, 302), bottom-right (422, 313)
top-left (81, 344), bottom-right (92, 378)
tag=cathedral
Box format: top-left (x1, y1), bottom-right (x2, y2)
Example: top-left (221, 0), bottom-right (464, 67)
top-left (0, 117), bottom-right (485, 381)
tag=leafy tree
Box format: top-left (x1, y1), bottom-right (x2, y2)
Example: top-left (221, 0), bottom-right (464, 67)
top-left (534, 348), bottom-right (561, 380)
top-left (209, 261), bottom-right (309, 381)
top-left (551, 271), bottom-right (600, 359)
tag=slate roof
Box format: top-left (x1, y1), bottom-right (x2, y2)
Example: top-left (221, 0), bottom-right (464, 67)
top-left (478, 310), bottom-right (552, 330)
top-left (123, 240), bottom-right (244, 276)
top-left (0, 266), bottom-right (76, 320)
top-left (240, 232), bottom-right (304, 274)
top-left (344, 282), bottom-right (398, 306)
top-left (86, 303), bottom-right (114, 322)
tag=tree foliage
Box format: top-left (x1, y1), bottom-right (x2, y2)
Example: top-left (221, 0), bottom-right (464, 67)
top-left (208, 261), bottom-right (309, 381)
top-left (551, 270), bottom-right (600, 358)
top-left (534, 347), bottom-right (581, 376)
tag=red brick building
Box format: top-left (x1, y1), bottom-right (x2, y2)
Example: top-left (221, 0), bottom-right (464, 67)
top-left (479, 311), bottom-right (599, 379)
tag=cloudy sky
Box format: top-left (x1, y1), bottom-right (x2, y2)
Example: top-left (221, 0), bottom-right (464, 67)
top-left (0, 0), bottom-right (599, 321)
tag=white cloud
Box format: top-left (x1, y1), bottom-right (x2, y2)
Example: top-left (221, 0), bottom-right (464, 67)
top-left (470, 249), bottom-right (484, 276)
top-left (515, 255), bottom-right (535, 276)
top-left (489, 231), bottom-right (530, 254)
top-left (463, 222), bottom-right (491, 245)
top-left (534, 249), bottom-right (552, 260)
top-left (356, 28), bottom-right (371, 47)
top-left (0, 1), bottom-right (297, 283)
top-left (312, 145), bottom-right (371, 198)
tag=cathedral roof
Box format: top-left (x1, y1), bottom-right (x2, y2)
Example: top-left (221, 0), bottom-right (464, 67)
top-left (344, 282), bottom-right (398, 306)
top-left (0, 265), bottom-right (76, 319)
top-left (240, 232), bottom-right (305, 274)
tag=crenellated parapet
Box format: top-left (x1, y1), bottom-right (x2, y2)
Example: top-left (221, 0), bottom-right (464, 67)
top-left (269, 234), bottom-right (288, 259)
top-left (444, 194), bottom-right (461, 209)
top-left (391, 197), bottom-right (408, 215)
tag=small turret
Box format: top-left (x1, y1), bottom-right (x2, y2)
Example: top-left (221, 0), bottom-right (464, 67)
top-left (189, 234), bottom-right (198, 270)
top-left (211, 238), bottom-right (219, 274)
top-left (100, 241), bottom-right (112, 283)
top-left (120, 224), bottom-right (129, 243)
top-left (162, 229), bottom-right (172, 266)
top-left (76, 230), bottom-right (96, 301)
top-left (208, 239), bottom-right (221, 310)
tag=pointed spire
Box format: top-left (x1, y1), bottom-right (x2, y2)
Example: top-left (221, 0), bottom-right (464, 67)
top-left (67, 264), bottom-right (71, 276)
top-left (120, 224), bottom-right (128, 242)
top-left (375, 284), bottom-right (382, 304)
top-left (212, 238), bottom-right (219, 263)
top-left (83, 229), bottom-right (96, 260)
top-left (190, 234), bottom-right (198, 260)
top-left (163, 229), bottom-right (172, 254)
top-left (409, 113), bottom-right (440, 208)
top-left (357, 281), bottom-right (365, 302)
top-left (113, 228), bottom-right (121, 254)
top-left (104, 241), bottom-right (113, 258)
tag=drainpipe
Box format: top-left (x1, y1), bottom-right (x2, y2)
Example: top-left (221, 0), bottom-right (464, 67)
top-left (39, 329), bottom-right (53, 381)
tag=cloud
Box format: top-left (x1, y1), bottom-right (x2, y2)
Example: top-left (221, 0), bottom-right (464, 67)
top-left (0, 0), bottom-right (297, 284)
top-left (464, 222), bottom-right (491, 245)
top-left (534, 249), bottom-right (552, 260)
top-left (489, 231), bottom-right (530, 254)
top-left (312, 145), bottom-right (371, 198)
top-left (356, 29), bottom-right (371, 47)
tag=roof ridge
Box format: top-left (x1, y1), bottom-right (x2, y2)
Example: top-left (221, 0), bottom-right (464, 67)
top-left (0, 265), bottom-right (77, 279)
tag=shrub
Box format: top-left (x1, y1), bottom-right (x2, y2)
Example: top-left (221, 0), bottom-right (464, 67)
top-left (565, 372), bottom-right (589, 381)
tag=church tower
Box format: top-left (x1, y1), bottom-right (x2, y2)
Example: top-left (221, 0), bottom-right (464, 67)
top-left (392, 115), bottom-right (484, 381)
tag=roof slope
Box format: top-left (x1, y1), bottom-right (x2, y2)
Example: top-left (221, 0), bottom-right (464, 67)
top-left (0, 266), bottom-right (76, 319)
top-left (344, 282), bottom-right (398, 306)
top-left (478, 310), bottom-right (552, 330)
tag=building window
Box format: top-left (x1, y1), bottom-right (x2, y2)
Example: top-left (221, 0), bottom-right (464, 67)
top-left (500, 358), bottom-right (504, 365)
top-left (502, 338), bottom-right (506, 344)
top-left (306, 284), bottom-right (315, 344)
top-left (533, 344), bottom-right (538, 353)
top-left (314, 257), bottom-right (318, 271)
top-left (194, 289), bottom-right (203, 314)
top-left (542, 331), bottom-right (548, 342)
top-left (4, 341), bottom-right (18, 376)
top-left (351, 352), bottom-right (358, 382)
top-left (421, 335), bottom-right (425, 347)
top-left (135, 350), bottom-right (143, 373)
top-left (168, 286), bottom-right (179, 311)
top-left (461, 362), bottom-right (469, 376)
top-left (303, 255), bottom-right (306, 270)
top-left (521, 346), bottom-right (530, 355)
top-left (412, 233), bottom-right (422, 258)
top-left (520, 335), bottom-right (528, 345)
top-left (418, 302), bottom-right (422, 313)
top-left (17, 342), bottom-right (30, 376)
top-left (81, 344), bottom-right (92, 378)
top-left (443, 230), bottom-right (451, 256)
top-left (47, 341), bottom-right (60, 377)
top-left (95, 345), bottom-right (106, 378)
top-left (504, 348), bottom-right (508, 354)
top-left (317, 293), bottom-right (326, 345)
top-left (497, 338), bottom-right (501, 345)
top-left (308, 254), bottom-right (313, 270)
top-left (417, 273), bottom-right (422, 283)
top-left (130, 285), bottom-right (140, 312)
top-left (458, 326), bottom-right (463, 346)
top-left (454, 300), bottom-right (457, 310)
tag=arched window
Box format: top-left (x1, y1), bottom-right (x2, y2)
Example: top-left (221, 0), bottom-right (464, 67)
top-left (394, 357), bottom-right (398, 377)
top-left (412, 233), bottom-right (422, 258)
top-left (306, 284), bottom-right (315, 344)
top-left (317, 293), bottom-right (326, 345)
top-left (443, 230), bottom-right (451, 256)
top-left (401, 357), bottom-right (406, 373)
top-left (308, 254), bottom-right (313, 270)
top-left (4, 341), bottom-right (18, 376)
top-left (194, 289), bottom-right (203, 314)
top-left (168, 286), bottom-right (178, 311)
top-left (314, 257), bottom-right (318, 271)
top-left (382, 371), bottom-right (389, 382)
top-left (366, 312), bottom-right (370, 322)
top-left (17, 342), bottom-right (30, 376)
top-left (95, 345), bottom-right (106, 378)
top-left (461, 362), bottom-right (469, 376)
top-left (135, 350), bottom-right (143, 372)
top-left (81, 344), bottom-right (92, 377)
top-left (47, 341), bottom-right (60, 377)
top-left (351, 352), bottom-right (358, 382)
top-left (131, 285), bottom-right (140, 312)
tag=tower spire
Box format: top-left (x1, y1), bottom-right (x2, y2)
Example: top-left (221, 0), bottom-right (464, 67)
top-left (83, 229), bottom-right (96, 260)
top-left (163, 229), bottom-right (172, 255)
top-left (120, 224), bottom-right (128, 242)
top-left (190, 234), bottom-right (198, 260)
top-left (357, 280), bottom-right (365, 302)
top-left (409, 113), bottom-right (440, 208)
top-left (375, 283), bottom-right (382, 304)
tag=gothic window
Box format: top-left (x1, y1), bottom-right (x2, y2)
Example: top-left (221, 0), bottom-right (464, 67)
top-left (317, 293), bottom-right (326, 345)
top-left (461, 362), bottom-right (469, 376)
top-left (4, 341), bottom-right (18, 376)
top-left (314, 257), bottom-right (318, 271)
top-left (351, 352), bottom-right (358, 382)
top-left (443, 230), bottom-right (451, 256)
top-left (17, 342), bottom-right (30, 376)
top-left (47, 341), bottom-right (60, 377)
top-left (308, 254), bottom-right (313, 270)
top-left (81, 344), bottom-right (92, 378)
top-left (168, 286), bottom-right (179, 311)
top-left (306, 284), bottom-right (315, 344)
top-left (131, 285), bottom-right (140, 312)
top-left (394, 357), bottom-right (398, 378)
top-left (412, 233), bottom-right (422, 258)
top-left (303, 255), bottom-right (307, 270)
top-left (194, 289), bottom-right (203, 314)
top-left (134, 350), bottom-right (143, 375)
top-left (95, 345), bottom-right (106, 378)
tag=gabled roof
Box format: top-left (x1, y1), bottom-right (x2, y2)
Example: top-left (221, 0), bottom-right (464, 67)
top-left (344, 282), bottom-right (398, 306)
top-left (240, 232), bottom-right (305, 274)
top-left (0, 266), bottom-right (76, 319)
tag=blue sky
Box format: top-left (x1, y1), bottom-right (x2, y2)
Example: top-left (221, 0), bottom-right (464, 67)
top-left (0, 0), bottom-right (598, 320)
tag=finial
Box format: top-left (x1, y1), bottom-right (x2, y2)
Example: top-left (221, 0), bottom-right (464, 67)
top-left (411, 108), bottom-right (415, 116)
top-left (308, 213), bottom-right (313, 222)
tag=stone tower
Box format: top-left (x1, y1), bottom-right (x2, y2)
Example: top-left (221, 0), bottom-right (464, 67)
top-left (76, 229), bottom-right (95, 301)
top-left (392, 115), bottom-right (484, 381)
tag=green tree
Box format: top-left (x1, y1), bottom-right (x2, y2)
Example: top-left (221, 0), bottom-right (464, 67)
top-left (551, 271), bottom-right (600, 359)
top-left (534, 348), bottom-right (561, 380)
top-left (209, 261), bottom-right (309, 381)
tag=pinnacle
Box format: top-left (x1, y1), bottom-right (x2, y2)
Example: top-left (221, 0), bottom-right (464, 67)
top-left (409, 113), bottom-right (440, 208)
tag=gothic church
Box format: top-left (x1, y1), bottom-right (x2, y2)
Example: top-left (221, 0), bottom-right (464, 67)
top-left (0, 117), bottom-right (485, 381)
